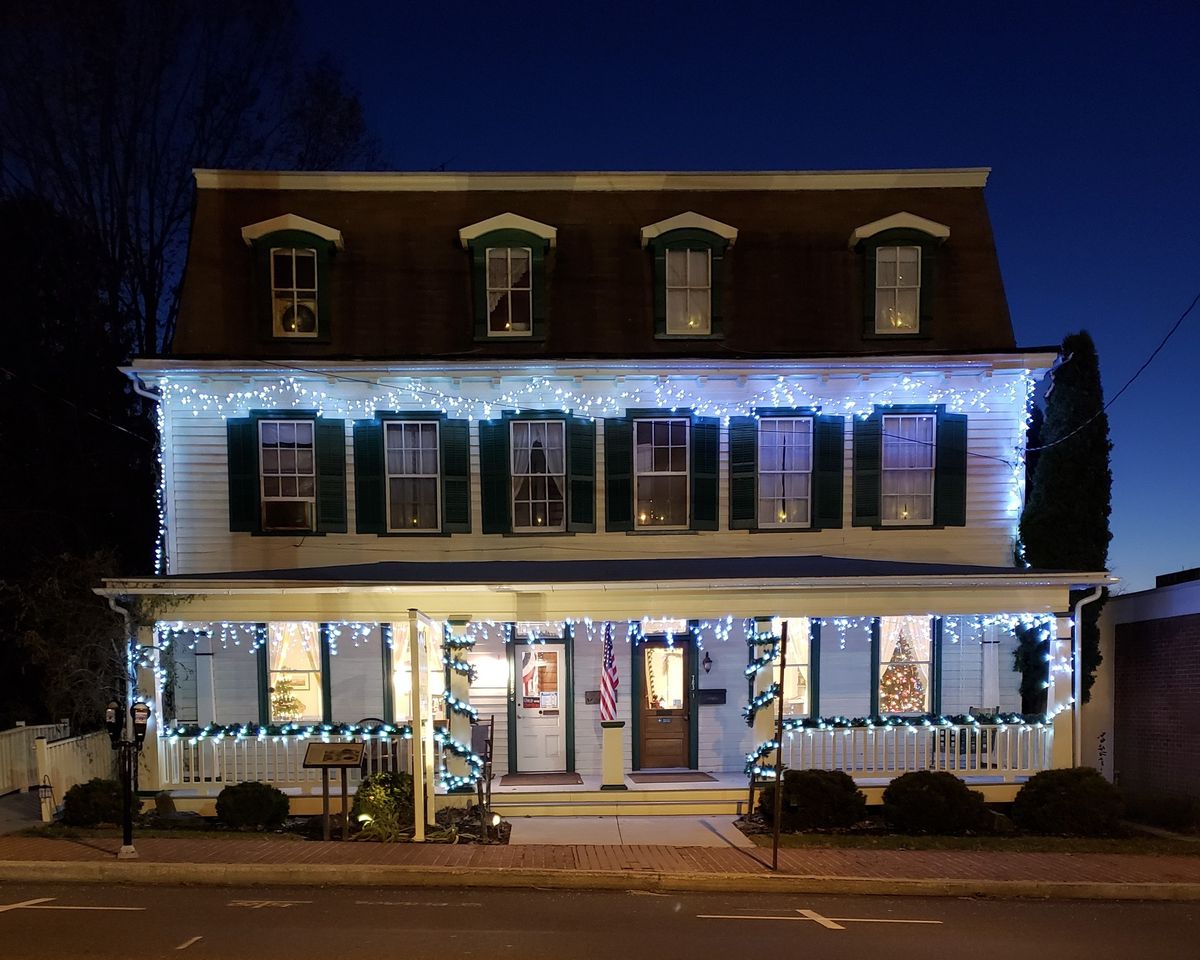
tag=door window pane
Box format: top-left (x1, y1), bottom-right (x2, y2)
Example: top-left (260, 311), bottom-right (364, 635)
top-left (644, 646), bottom-right (685, 709)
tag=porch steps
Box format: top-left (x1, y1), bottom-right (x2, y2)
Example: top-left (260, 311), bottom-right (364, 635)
top-left (468, 787), bottom-right (751, 818)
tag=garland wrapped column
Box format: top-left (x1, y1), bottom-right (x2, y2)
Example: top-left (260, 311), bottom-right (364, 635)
top-left (744, 616), bottom-right (782, 778)
top-left (439, 620), bottom-right (481, 793)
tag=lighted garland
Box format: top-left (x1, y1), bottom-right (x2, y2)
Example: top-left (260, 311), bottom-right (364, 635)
top-left (745, 739), bottom-right (781, 778)
top-left (164, 721), bottom-right (412, 742)
top-left (743, 619), bottom-right (782, 781)
top-left (779, 712), bottom-right (1043, 732)
top-left (437, 624), bottom-right (480, 790)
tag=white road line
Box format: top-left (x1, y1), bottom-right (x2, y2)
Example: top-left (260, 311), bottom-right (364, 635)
top-left (0, 898), bottom-right (146, 913)
top-left (0, 898), bottom-right (55, 913)
top-left (798, 909), bottom-right (845, 930)
top-left (827, 918), bottom-right (943, 924)
top-left (175, 936), bottom-right (203, 951)
top-left (25, 905), bottom-right (146, 911)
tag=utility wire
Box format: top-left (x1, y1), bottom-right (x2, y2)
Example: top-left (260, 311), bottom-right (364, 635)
top-left (0, 366), bottom-right (153, 444)
top-left (1026, 289), bottom-right (1200, 453)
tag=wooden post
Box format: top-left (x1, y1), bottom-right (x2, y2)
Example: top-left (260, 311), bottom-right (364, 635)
top-left (771, 619), bottom-right (789, 872)
top-left (321, 768), bottom-right (330, 841)
top-left (340, 766), bottom-right (349, 841)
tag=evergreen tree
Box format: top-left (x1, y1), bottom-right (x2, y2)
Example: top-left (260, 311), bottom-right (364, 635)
top-left (1016, 331), bottom-right (1112, 707)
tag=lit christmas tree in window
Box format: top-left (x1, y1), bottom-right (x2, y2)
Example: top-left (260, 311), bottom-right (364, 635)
top-left (879, 621), bottom-right (927, 713)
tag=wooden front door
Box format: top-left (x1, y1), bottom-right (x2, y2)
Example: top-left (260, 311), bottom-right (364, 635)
top-left (638, 641), bottom-right (691, 768)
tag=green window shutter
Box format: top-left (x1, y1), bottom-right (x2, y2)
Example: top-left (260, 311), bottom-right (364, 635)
top-left (710, 246), bottom-right (725, 337)
top-left (226, 418), bottom-right (260, 532)
top-left (918, 243), bottom-right (937, 333)
top-left (811, 415), bottom-right (845, 530)
top-left (441, 419), bottom-right (472, 533)
top-left (603, 417), bottom-right (633, 531)
top-left (478, 419), bottom-right (511, 534)
top-left (852, 413), bottom-right (882, 527)
top-left (933, 412), bottom-right (968, 526)
top-left (727, 415), bottom-right (757, 530)
top-left (566, 416), bottom-right (596, 533)
top-left (652, 245), bottom-right (667, 337)
top-left (314, 418), bottom-right (347, 534)
top-left (531, 249), bottom-right (547, 340)
top-left (690, 416), bottom-right (720, 531)
top-left (352, 419), bottom-right (385, 534)
top-left (861, 243), bottom-right (878, 337)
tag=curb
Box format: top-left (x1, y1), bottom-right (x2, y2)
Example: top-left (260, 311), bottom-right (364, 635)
top-left (2, 861), bottom-right (1199, 901)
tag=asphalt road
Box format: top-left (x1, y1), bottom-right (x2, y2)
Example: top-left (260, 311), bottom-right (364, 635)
top-left (0, 883), bottom-right (1196, 959)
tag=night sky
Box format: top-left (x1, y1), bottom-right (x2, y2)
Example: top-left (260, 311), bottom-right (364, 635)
top-left (301, 1), bottom-right (1200, 592)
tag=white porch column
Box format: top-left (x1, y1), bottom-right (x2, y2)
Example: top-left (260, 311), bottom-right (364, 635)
top-left (445, 619), bottom-right (472, 792)
top-left (1050, 615), bottom-right (1074, 769)
top-left (135, 624), bottom-right (163, 793)
top-left (751, 616), bottom-right (780, 775)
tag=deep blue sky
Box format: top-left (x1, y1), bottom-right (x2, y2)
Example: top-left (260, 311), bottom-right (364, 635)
top-left (302, 1), bottom-right (1200, 592)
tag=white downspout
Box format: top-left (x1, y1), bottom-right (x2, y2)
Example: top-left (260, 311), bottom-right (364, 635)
top-left (1072, 585), bottom-right (1104, 767)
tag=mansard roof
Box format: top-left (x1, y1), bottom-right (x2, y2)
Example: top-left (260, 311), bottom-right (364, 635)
top-left (174, 168), bottom-right (1014, 360)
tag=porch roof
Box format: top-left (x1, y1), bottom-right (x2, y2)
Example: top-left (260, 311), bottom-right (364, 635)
top-left (102, 555), bottom-right (1111, 594)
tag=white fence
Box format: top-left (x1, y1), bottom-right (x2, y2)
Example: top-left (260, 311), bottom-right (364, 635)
top-left (34, 730), bottom-right (118, 822)
top-left (783, 723), bottom-right (1053, 781)
top-left (160, 733), bottom-right (413, 794)
top-left (0, 722), bottom-right (70, 796)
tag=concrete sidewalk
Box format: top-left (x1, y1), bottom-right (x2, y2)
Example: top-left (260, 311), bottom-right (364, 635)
top-left (2, 829), bottom-right (1200, 901)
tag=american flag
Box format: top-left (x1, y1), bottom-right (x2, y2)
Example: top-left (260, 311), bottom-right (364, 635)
top-left (600, 621), bottom-right (619, 721)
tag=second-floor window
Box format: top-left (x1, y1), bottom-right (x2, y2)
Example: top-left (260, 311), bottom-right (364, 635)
top-left (874, 245), bottom-right (920, 334)
top-left (511, 420), bottom-right (566, 531)
top-left (385, 421), bottom-right (440, 531)
top-left (634, 418), bottom-right (689, 528)
top-left (665, 248), bottom-right (711, 335)
top-left (259, 419), bottom-right (316, 531)
top-left (271, 247), bottom-right (319, 337)
top-left (758, 417), bottom-right (814, 527)
top-left (486, 247), bottom-right (533, 335)
top-left (881, 413), bottom-right (935, 525)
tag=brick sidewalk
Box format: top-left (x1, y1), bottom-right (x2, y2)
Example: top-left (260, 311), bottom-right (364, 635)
top-left (2, 835), bottom-right (1200, 884)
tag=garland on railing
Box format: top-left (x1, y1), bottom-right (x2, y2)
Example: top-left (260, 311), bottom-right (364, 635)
top-left (163, 722), bottom-right (413, 742)
top-left (780, 711), bottom-right (1042, 731)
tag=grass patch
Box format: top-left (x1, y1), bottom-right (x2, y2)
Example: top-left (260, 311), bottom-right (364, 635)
top-left (745, 832), bottom-right (1200, 856)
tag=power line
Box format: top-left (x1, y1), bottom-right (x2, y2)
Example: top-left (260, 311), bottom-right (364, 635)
top-left (1027, 289), bottom-right (1200, 453)
top-left (0, 366), bottom-right (152, 444)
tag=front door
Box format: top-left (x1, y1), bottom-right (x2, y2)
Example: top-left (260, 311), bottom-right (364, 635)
top-left (514, 645), bottom-right (567, 772)
top-left (638, 641), bottom-right (690, 768)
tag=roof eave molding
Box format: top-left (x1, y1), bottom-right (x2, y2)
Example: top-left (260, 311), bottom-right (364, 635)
top-left (458, 212), bottom-right (558, 248)
top-left (640, 211), bottom-right (738, 247)
top-left (241, 214), bottom-right (345, 249)
top-left (849, 212), bottom-right (950, 248)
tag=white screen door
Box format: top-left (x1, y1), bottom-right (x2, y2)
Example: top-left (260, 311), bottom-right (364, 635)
top-left (515, 646), bottom-right (567, 772)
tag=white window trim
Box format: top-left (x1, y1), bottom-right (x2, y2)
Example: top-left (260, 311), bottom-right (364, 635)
top-left (241, 213), bottom-right (344, 249)
top-left (270, 246), bottom-right (319, 339)
top-left (634, 417), bottom-right (690, 531)
top-left (458, 212), bottom-right (557, 248)
top-left (640, 211), bottom-right (738, 247)
top-left (874, 245), bottom-right (921, 334)
top-left (757, 417), bottom-right (814, 529)
top-left (848, 211), bottom-right (949, 248)
top-left (384, 420), bottom-right (442, 533)
top-left (485, 246), bottom-right (534, 337)
top-left (510, 419), bottom-right (567, 533)
top-left (664, 247), bottom-right (713, 336)
top-left (258, 419), bottom-right (316, 533)
top-left (880, 413), bottom-right (936, 527)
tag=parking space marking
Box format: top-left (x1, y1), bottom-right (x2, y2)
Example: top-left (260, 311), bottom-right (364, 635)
top-left (698, 907), bottom-right (943, 931)
top-left (0, 897), bottom-right (145, 913)
top-left (176, 936), bottom-right (203, 950)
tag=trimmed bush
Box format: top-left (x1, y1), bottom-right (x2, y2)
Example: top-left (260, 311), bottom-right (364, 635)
top-left (758, 769), bottom-right (867, 831)
top-left (351, 771), bottom-right (415, 842)
top-left (215, 781), bottom-right (289, 830)
top-left (1012, 767), bottom-right (1123, 836)
top-left (883, 771), bottom-right (988, 835)
top-left (61, 778), bottom-right (123, 826)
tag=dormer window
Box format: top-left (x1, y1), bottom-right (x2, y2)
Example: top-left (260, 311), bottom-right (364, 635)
top-left (460, 213), bottom-right (557, 340)
top-left (849, 212), bottom-right (949, 339)
top-left (641, 212), bottom-right (737, 339)
top-left (241, 214), bottom-right (344, 344)
top-left (271, 247), bottom-right (319, 337)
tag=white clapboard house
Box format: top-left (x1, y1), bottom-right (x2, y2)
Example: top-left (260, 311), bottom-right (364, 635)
top-left (98, 169), bottom-right (1111, 825)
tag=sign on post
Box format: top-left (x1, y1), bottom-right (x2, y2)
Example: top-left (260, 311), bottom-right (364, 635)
top-left (302, 741), bottom-right (366, 841)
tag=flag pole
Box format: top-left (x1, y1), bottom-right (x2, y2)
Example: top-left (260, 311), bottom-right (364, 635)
top-left (771, 619), bottom-right (788, 872)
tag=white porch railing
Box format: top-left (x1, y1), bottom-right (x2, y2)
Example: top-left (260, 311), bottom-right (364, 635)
top-left (783, 722), bottom-right (1053, 782)
top-left (0, 722), bottom-right (70, 796)
top-left (35, 731), bottom-right (119, 822)
top-left (160, 733), bottom-right (413, 794)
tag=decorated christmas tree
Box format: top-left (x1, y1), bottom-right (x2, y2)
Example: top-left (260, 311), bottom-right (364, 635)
top-left (270, 677), bottom-right (304, 722)
top-left (879, 623), bottom-right (926, 713)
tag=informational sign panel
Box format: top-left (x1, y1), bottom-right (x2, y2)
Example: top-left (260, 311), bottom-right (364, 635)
top-left (301, 741), bottom-right (365, 768)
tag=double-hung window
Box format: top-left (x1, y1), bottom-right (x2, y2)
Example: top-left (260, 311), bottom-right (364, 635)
top-left (634, 418), bottom-right (689, 528)
top-left (878, 616), bottom-right (933, 714)
top-left (874, 245), bottom-right (921, 333)
top-left (259, 419), bottom-right (316, 531)
top-left (486, 247), bottom-right (533, 335)
top-left (758, 418), bottom-right (814, 527)
top-left (510, 420), bottom-right (566, 532)
top-left (267, 622), bottom-right (323, 723)
top-left (665, 248), bottom-right (712, 335)
top-left (271, 247), bottom-right (319, 337)
top-left (773, 617), bottom-right (812, 717)
top-left (385, 421), bottom-right (440, 532)
top-left (881, 413), bottom-right (935, 525)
